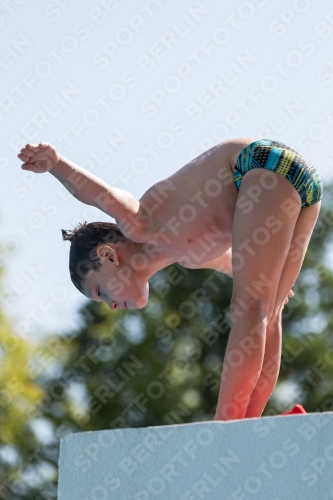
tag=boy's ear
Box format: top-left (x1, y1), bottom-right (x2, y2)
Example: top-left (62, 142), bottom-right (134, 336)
top-left (96, 245), bottom-right (119, 265)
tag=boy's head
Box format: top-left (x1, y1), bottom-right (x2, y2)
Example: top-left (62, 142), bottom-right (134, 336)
top-left (62, 221), bottom-right (149, 310)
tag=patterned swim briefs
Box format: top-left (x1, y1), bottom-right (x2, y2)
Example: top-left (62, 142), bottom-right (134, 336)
top-left (234, 139), bottom-right (323, 208)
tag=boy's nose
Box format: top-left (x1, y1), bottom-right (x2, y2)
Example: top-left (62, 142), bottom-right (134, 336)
top-left (110, 301), bottom-right (118, 310)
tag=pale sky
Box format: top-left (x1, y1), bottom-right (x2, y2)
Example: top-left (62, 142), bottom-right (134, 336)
top-left (1, 0), bottom-right (333, 340)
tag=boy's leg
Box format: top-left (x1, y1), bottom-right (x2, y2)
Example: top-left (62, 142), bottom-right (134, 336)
top-left (215, 168), bottom-right (302, 421)
top-left (244, 201), bottom-right (321, 418)
top-left (244, 314), bottom-right (282, 418)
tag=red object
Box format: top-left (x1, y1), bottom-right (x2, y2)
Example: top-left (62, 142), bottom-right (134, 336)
top-left (279, 404), bottom-right (306, 415)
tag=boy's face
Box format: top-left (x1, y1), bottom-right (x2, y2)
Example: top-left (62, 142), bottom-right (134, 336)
top-left (82, 255), bottom-right (149, 310)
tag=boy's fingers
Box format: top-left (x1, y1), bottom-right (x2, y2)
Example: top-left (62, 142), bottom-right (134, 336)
top-left (25, 143), bottom-right (40, 152)
top-left (27, 151), bottom-right (46, 161)
top-left (18, 153), bottom-right (32, 162)
top-left (19, 151), bottom-right (44, 161)
top-left (20, 148), bottom-right (34, 157)
top-left (25, 143), bottom-right (49, 154)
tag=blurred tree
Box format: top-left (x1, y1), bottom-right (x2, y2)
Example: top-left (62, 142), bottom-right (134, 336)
top-left (1, 183), bottom-right (333, 499)
top-left (0, 302), bottom-right (53, 498)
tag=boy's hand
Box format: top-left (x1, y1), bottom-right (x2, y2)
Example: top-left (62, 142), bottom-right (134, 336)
top-left (284, 288), bottom-right (294, 305)
top-left (17, 143), bottom-right (60, 173)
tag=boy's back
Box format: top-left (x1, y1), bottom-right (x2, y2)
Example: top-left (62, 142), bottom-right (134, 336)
top-left (131, 137), bottom-right (256, 268)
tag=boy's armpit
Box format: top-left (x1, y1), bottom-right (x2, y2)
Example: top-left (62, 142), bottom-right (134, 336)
top-left (115, 202), bottom-right (152, 242)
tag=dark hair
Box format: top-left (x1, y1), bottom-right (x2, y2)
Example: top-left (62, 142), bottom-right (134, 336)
top-left (61, 221), bottom-right (125, 293)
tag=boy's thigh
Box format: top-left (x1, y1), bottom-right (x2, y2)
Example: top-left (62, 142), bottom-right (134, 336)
top-left (231, 168), bottom-right (301, 321)
top-left (268, 200), bottom-right (321, 323)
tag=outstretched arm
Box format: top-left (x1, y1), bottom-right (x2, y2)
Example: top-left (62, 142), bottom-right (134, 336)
top-left (18, 143), bottom-right (145, 237)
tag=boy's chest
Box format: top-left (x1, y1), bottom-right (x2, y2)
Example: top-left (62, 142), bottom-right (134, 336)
top-left (140, 172), bottom-right (237, 266)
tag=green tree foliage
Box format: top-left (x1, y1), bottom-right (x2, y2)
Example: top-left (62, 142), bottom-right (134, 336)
top-left (0, 310), bottom-right (52, 498)
top-left (1, 184), bottom-right (333, 499)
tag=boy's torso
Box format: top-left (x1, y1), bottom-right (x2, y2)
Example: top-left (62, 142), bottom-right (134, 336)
top-left (126, 137), bottom-right (258, 268)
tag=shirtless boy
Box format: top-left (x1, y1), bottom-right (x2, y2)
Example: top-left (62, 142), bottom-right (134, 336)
top-left (18, 138), bottom-right (323, 421)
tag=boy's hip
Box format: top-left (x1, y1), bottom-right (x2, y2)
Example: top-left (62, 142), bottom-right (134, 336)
top-left (233, 138), bottom-right (323, 208)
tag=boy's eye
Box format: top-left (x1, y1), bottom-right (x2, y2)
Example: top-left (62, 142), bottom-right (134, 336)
top-left (97, 289), bottom-right (102, 297)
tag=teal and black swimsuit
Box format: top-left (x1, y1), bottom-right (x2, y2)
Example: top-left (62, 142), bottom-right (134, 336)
top-left (234, 139), bottom-right (323, 208)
